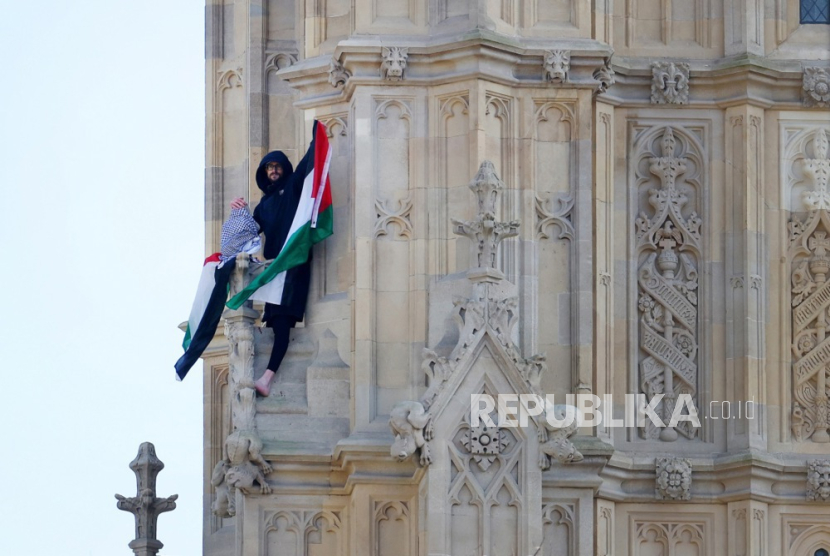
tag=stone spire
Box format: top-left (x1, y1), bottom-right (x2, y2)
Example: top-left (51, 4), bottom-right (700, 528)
top-left (115, 442), bottom-right (178, 556)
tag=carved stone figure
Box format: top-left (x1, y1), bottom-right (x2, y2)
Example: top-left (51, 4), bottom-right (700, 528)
top-left (328, 57), bottom-right (350, 88)
top-left (807, 459), bottom-right (830, 501)
top-left (212, 430), bottom-right (273, 517)
top-left (651, 61), bottom-right (690, 104)
top-left (380, 47), bottom-right (409, 81)
top-left (538, 403), bottom-right (583, 468)
top-left (593, 55), bottom-right (616, 95)
top-left (115, 443), bottom-right (178, 556)
top-left (804, 67), bottom-right (830, 108)
top-left (655, 457), bottom-right (692, 500)
top-left (389, 400), bottom-right (434, 466)
top-left (635, 127), bottom-right (701, 441)
top-left (543, 50), bottom-right (570, 83)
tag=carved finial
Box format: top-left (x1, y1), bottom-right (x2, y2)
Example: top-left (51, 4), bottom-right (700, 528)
top-left (452, 161), bottom-right (519, 276)
top-left (115, 443), bottom-right (178, 556)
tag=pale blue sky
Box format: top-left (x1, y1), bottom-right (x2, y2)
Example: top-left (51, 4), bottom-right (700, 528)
top-left (0, 2), bottom-right (206, 554)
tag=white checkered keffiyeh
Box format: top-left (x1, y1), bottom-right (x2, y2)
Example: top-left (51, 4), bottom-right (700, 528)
top-left (220, 207), bottom-right (261, 260)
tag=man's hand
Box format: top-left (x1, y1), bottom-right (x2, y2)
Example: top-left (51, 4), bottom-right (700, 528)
top-left (230, 197), bottom-right (247, 210)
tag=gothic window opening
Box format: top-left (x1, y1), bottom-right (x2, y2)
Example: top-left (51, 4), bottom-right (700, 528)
top-left (801, 0), bottom-right (830, 24)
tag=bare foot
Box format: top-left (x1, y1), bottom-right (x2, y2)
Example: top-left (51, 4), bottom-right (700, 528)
top-left (254, 370), bottom-right (275, 397)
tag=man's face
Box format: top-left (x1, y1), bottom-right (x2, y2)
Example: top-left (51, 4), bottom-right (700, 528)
top-left (266, 162), bottom-right (283, 182)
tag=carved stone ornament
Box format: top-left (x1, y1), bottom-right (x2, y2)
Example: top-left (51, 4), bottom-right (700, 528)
top-left (374, 196), bottom-right (413, 239)
top-left (651, 61), bottom-right (690, 105)
top-left (635, 128), bottom-right (701, 442)
top-left (804, 67), bottom-right (830, 108)
top-left (452, 160), bottom-right (519, 272)
top-left (380, 46), bottom-right (409, 81)
top-left (328, 57), bottom-right (350, 88)
top-left (389, 400), bottom-right (434, 466)
top-left (802, 129), bottom-right (830, 211)
top-left (115, 443), bottom-right (178, 556)
top-left (462, 423), bottom-right (509, 470)
top-left (543, 50), bottom-right (570, 84)
top-left (655, 457), bottom-right (692, 500)
top-left (536, 192), bottom-right (574, 241)
top-left (593, 55), bottom-right (616, 95)
top-left (538, 402), bottom-right (583, 469)
top-left (807, 459), bottom-right (830, 501)
top-left (789, 209), bottom-right (830, 443)
top-left (211, 255), bottom-right (273, 518)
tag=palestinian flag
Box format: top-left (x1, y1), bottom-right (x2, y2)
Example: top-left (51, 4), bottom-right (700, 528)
top-left (227, 120), bottom-right (334, 309)
top-left (175, 254), bottom-right (236, 381)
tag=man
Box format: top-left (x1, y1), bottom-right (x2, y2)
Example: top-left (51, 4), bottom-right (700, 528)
top-left (230, 150), bottom-right (313, 396)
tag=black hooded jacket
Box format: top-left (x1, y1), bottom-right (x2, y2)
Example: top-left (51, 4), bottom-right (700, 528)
top-left (252, 150), bottom-right (311, 324)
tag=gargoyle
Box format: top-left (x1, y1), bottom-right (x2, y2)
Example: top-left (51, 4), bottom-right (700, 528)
top-left (538, 403), bottom-right (583, 469)
top-left (212, 430), bottom-right (273, 517)
top-left (389, 400), bottom-right (434, 466)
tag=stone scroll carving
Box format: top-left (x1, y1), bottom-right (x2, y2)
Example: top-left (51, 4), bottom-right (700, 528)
top-left (804, 67), bottom-right (830, 109)
top-left (650, 61), bottom-right (690, 105)
top-left (536, 192), bottom-right (574, 241)
top-left (635, 127), bottom-right (702, 442)
top-left (543, 50), bottom-right (570, 84)
top-left (380, 47), bottom-right (409, 81)
top-left (789, 208), bottom-right (830, 443)
top-left (655, 457), bottom-right (692, 500)
top-left (212, 255), bottom-right (273, 517)
top-left (807, 459), bottom-right (830, 501)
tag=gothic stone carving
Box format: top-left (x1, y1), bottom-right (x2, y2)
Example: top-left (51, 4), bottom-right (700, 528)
top-left (635, 127), bottom-right (701, 442)
top-left (543, 50), bottom-right (570, 84)
top-left (593, 55), bottom-right (616, 95)
top-left (804, 67), bottom-right (830, 108)
top-left (807, 459), bottom-right (830, 501)
top-left (802, 129), bottom-right (830, 211)
top-left (328, 57), bottom-right (350, 88)
top-left (211, 430), bottom-right (273, 517)
top-left (115, 443), bottom-right (178, 556)
top-left (380, 47), bottom-right (409, 81)
top-left (655, 457), bottom-right (692, 500)
top-left (462, 423), bottom-right (509, 470)
top-left (389, 400), bottom-right (434, 466)
top-left (536, 192), bottom-right (574, 241)
top-left (651, 62), bottom-right (690, 105)
top-left (452, 161), bottom-right (519, 271)
top-left (790, 209), bottom-right (830, 443)
top-left (374, 196), bottom-right (413, 239)
top-left (538, 403), bottom-right (583, 469)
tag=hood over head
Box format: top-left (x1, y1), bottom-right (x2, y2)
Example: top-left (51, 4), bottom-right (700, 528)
top-left (255, 151), bottom-right (294, 194)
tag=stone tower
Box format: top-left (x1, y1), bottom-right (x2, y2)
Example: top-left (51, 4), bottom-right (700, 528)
top-left (202, 0), bottom-right (830, 554)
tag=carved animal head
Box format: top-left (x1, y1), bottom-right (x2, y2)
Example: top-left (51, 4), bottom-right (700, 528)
top-left (381, 47), bottom-right (409, 81)
top-left (543, 50), bottom-right (570, 83)
top-left (390, 432), bottom-right (417, 462)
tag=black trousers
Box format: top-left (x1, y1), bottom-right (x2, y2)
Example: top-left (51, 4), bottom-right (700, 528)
top-left (267, 314), bottom-right (295, 371)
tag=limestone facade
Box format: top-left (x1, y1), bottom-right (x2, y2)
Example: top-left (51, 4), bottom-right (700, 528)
top-left (201, 1), bottom-right (830, 554)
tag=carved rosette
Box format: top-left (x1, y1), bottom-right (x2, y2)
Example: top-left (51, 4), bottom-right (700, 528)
top-left (655, 457), bottom-right (692, 500)
top-left (789, 209), bottom-right (830, 443)
top-left (650, 62), bottom-right (690, 105)
top-left (807, 459), bottom-right (830, 501)
top-left (804, 67), bottom-right (830, 108)
top-left (635, 128), bottom-right (701, 441)
top-left (462, 423), bottom-right (509, 470)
